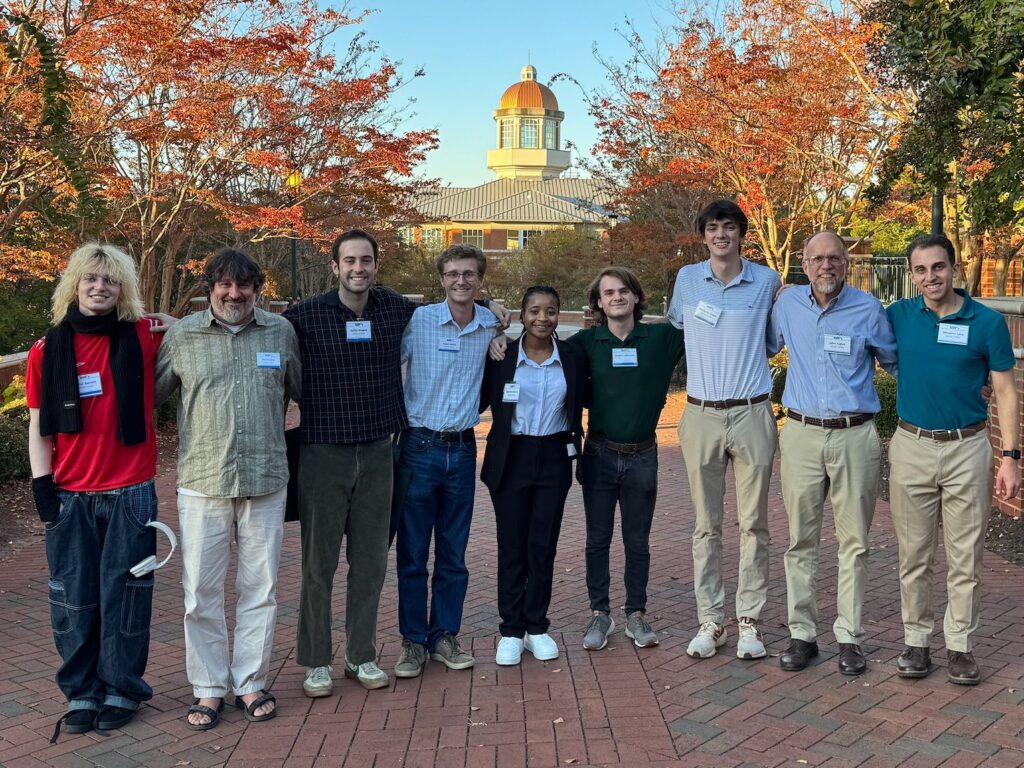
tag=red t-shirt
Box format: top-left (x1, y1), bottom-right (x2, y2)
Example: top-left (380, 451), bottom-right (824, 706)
top-left (26, 319), bottom-right (162, 491)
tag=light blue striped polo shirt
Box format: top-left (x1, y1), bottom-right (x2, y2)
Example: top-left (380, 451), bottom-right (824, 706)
top-left (668, 258), bottom-right (780, 400)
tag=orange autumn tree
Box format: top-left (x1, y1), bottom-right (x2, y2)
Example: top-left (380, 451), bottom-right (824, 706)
top-left (589, 0), bottom-right (903, 278)
top-left (2, 0), bottom-right (436, 311)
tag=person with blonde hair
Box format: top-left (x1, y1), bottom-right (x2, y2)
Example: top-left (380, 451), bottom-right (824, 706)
top-left (26, 243), bottom-right (172, 740)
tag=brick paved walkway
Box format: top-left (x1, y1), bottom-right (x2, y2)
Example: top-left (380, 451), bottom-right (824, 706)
top-left (3, 395), bottom-right (1024, 767)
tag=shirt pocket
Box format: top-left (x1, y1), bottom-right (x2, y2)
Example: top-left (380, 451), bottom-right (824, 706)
top-left (829, 335), bottom-right (866, 373)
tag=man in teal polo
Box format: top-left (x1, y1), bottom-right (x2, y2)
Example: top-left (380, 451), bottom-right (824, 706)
top-left (887, 234), bottom-right (1020, 686)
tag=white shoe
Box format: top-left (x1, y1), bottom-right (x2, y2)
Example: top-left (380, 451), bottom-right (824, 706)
top-left (344, 659), bottom-right (389, 690)
top-left (524, 632), bottom-right (559, 661)
top-left (495, 636), bottom-right (524, 666)
top-left (736, 617), bottom-right (767, 660)
top-left (687, 622), bottom-right (727, 659)
top-left (303, 665), bottom-right (333, 697)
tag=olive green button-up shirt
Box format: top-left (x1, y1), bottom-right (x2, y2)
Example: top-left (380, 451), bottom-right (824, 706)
top-left (156, 308), bottom-right (302, 497)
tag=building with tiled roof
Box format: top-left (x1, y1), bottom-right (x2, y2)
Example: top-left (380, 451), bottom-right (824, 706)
top-left (403, 65), bottom-right (616, 254)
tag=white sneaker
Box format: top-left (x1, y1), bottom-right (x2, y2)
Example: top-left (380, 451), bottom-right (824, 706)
top-left (524, 632), bottom-right (559, 661)
top-left (344, 659), bottom-right (389, 690)
top-left (303, 665), bottom-right (333, 698)
top-left (687, 622), bottom-right (727, 659)
top-left (736, 617), bottom-right (767, 660)
top-left (495, 636), bottom-right (524, 666)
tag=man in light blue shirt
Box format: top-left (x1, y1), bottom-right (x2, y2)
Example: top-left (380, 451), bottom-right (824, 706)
top-left (394, 244), bottom-right (497, 678)
top-left (668, 199), bottom-right (780, 662)
top-left (768, 230), bottom-right (896, 677)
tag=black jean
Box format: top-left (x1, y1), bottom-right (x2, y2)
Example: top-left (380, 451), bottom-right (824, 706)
top-left (489, 435), bottom-right (572, 638)
top-left (580, 439), bottom-right (658, 615)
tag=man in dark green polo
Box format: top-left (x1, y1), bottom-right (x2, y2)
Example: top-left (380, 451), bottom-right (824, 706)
top-left (570, 266), bottom-right (685, 650)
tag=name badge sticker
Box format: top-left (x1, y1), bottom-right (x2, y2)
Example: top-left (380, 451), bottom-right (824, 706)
top-left (502, 382), bottom-right (520, 403)
top-left (439, 338), bottom-right (461, 353)
top-left (256, 352), bottom-right (281, 368)
top-left (694, 300), bottom-right (723, 327)
top-left (567, 443), bottom-right (578, 457)
top-left (346, 320), bottom-right (372, 342)
top-left (78, 372), bottom-right (102, 398)
top-left (823, 334), bottom-right (852, 355)
top-left (937, 324), bottom-right (969, 345)
top-left (612, 348), bottom-right (639, 367)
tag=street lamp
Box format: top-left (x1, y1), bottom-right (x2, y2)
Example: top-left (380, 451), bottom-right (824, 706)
top-left (285, 170), bottom-right (303, 301)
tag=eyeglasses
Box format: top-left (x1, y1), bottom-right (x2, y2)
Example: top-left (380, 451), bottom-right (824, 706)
top-left (805, 255), bottom-right (846, 267)
top-left (442, 270), bottom-right (480, 282)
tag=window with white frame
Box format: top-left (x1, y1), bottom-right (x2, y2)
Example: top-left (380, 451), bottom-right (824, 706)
top-left (421, 228), bottom-right (443, 250)
top-left (543, 120), bottom-right (557, 149)
top-left (397, 227), bottom-right (415, 246)
top-left (506, 229), bottom-right (544, 250)
top-left (462, 229), bottom-right (483, 248)
top-left (500, 120), bottom-right (513, 148)
top-left (519, 119), bottom-right (538, 149)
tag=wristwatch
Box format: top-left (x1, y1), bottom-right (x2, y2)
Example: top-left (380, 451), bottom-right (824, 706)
top-left (1002, 449), bottom-right (1022, 460)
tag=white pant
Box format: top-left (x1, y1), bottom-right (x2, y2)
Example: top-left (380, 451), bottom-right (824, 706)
top-left (178, 487), bottom-right (286, 698)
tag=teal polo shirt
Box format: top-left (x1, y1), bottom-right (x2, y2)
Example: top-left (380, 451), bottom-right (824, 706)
top-left (887, 290), bottom-right (1014, 430)
top-left (568, 322), bottom-right (685, 443)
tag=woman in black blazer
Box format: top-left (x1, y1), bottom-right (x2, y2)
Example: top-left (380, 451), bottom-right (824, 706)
top-left (480, 286), bottom-right (586, 665)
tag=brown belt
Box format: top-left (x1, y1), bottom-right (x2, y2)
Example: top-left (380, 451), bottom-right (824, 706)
top-left (687, 393), bottom-right (770, 410)
top-left (588, 436), bottom-right (657, 455)
top-left (787, 410), bottom-right (874, 429)
top-left (898, 420), bottom-right (987, 442)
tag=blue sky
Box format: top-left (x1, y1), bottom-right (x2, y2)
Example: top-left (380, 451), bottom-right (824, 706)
top-left (349, 0), bottom-right (677, 187)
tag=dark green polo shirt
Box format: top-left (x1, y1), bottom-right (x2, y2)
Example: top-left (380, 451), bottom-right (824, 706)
top-left (887, 290), bottom-right (1014, 430)
top-left (569, 322), bottom-right (685, 443)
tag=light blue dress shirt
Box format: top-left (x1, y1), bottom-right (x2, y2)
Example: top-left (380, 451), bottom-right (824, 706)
top-left (668, 258), bottom-right (780, 400)
top-left (401, 300), bottom-right (497, 432)
top-left (511, 342), bottom-right (569, 436)
top-left (768, 284), bottom-right (897, 417)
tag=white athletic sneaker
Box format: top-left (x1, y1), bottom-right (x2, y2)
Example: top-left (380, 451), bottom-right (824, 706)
top-left (495, 636), bottom-right (524, 666)
top-left (686, 621), bottom-right (727, 659)
top-left (524, 632), bottom-right (559, 661)
top-left (303, 665), bottom-right (333, 698)
top-left (735, 617), bottom-right (767, 660)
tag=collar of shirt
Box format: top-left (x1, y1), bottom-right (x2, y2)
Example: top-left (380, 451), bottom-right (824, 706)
top-left (798, 281), bottom-right (852, 312)
top-left (701, 257), bottom-right (754, 288)
top-left (912, 288), bottom-right (976, 321)
top-left (516, 340), bottom-right (561, 369)
top-left (324, 286), bottom-right (378, 319)
top-left (433, 299), bottom-right (495, 333)
top-left (593, 322), bottom-right (650, 344)
top-left (201, 308), bottom-right (267, 331)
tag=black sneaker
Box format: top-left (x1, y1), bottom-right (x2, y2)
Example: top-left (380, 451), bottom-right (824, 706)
top-left (49, 709), bottom-right (96, 743)
top-left (95, 705), bottom-right (137, 731)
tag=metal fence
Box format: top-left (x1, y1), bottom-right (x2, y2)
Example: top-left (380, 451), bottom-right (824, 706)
top-left (785, 257), bottom-right (918, 305)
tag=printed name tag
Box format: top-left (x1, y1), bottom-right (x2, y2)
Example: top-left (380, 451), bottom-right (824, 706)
top-left (346, 320), bottom-right (371, 342)
top-left (824, 334), bottom-right (852, 355)
top-left (612, 348), bottom-right (639, 367)
top-left (937, 324), bottom-right (969, 345)
top-left (567, 443), bottom-right (578, 457)
top-left (439, 338), bottom-right (461, 353)
top-left (256, 352), bottom-right (281, 368)
top-left (502, 382), bottom-right (520, 403)
top-left (78, 372), bottom-right (102, 398)
top-left (694, 300), bottom-right (722, 326)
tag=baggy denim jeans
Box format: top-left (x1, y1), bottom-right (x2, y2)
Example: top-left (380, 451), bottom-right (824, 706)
top-left (46, 480), bottom-right (157, 712)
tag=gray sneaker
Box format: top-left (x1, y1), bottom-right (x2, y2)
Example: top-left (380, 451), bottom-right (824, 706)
top-left (583, 611), bottom-right (615, 650)
top-left (344, 659), bottom-right (389, 690)
top-left (430, 632), bottom-right (475, 670)
top-left (625, 611), bottom-right (659, 648)
top-left (395, 639), bottom-right (428, 678)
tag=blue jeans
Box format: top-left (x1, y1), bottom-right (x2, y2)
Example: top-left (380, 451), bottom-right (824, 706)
top-left (580, 439), bottom-right (659, 615)
top-left (46, 480), bottom-right (157, 712)
top-left (396, 431), bottom-right (477, 649)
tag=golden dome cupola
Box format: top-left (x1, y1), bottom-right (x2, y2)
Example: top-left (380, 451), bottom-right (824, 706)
top-left (487, 65), bottom-right (570, 180)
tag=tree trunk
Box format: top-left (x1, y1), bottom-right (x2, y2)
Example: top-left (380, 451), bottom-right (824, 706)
top-left (993, 254), bottom-right (1008, 296)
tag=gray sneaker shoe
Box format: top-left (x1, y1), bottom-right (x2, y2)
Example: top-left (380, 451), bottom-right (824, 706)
top-left (625, 611), bottom-right (659, 648)
top-left (344, 659), bottom-right (389, 690)
top-left (583, 611), bottom-right (615, 650)
top-left (395, 639), bottom-right (428, 678)
top-left (303, 665), bottom-right (333, 698)
top-left (430, 632), bottom-right (475, 670)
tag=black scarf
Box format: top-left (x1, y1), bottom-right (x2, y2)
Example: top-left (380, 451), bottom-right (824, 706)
top-left (39, 304), bottom-right (147, 446)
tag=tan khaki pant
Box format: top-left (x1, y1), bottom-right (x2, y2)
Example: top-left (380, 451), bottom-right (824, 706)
top-left (889, 427), bottom-right (992, 653)
top-left (679, 400), bottom-right (777, 624)
top-left (779, 419), bottom-right (881, 644)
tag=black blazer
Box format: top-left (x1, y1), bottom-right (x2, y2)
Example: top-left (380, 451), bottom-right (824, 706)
top-left (479, 338), bottom-right (586, 492)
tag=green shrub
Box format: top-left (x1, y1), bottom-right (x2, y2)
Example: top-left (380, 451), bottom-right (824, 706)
top-left (874, 369), bottom-right (898, 439)
top-left (0, 402), bottom-right (31, 483)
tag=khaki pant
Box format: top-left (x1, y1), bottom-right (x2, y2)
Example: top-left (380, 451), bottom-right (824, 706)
top-left (679, 400), bottom-right (777, 625)
top-left (889, 428), bottom-right (992, 653)
top-left (779, 419), bottom-right (881, 644)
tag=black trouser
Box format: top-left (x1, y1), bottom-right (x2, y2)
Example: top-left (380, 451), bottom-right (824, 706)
top-left (580, 438), bottom-right (658, 615)
top-left (489, 434), bottom-right (572, 638)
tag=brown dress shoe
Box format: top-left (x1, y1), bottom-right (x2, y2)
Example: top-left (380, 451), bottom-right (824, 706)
top-left (838, 643), bottom-right (866, 676)
top-left (895, 646), bottom-right (931, 678)
top-left (779, 639), bottom-right (818, 671)
top-left (947, 651), bottom-right (981, 686)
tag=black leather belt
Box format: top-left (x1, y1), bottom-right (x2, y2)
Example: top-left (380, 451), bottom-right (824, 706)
top-left (407, 426), bottom-right (476, 443)
top-left (787, 410), bottom-right (874, 429)
top-left (898, 420), bottom-right (987, 441)
top-left (687, 393), bottom-right (770, 410)
top-left (588, 436), bottom-right (657, 454)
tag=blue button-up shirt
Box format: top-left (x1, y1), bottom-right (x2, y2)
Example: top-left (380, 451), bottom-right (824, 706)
top-left (401, 300), bottom-right (497, 431)
top-left (768, 283), bottom-right (897, 417)
top-left (669, 258), bottom-right (780, 400)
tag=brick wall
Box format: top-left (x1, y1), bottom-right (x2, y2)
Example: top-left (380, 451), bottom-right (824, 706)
top-left (980, 259), bottom-right (1023, 298)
